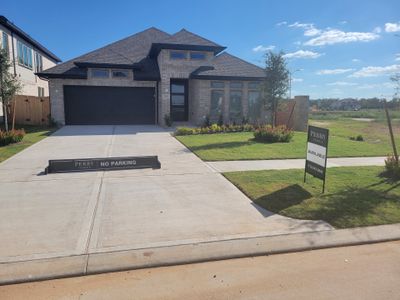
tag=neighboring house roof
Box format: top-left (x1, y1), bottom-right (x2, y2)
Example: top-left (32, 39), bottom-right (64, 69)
top-left (0, 16), bottom-right (61, 62)
top-left (38, 27), bottom-right (264, 81)
top-left (190, 52), bottom-right (265, 80)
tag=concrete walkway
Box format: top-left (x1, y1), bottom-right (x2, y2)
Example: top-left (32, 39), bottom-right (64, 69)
top-left (207, 156), bottom-right (386, 173)
top-left (0, 125), bottom-right (333, 284)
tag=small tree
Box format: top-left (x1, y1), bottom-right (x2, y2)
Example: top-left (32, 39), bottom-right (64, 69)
top-left (0, 49), bottom-right (22, 131)
top-left (262, 51), bottom-right (289, 127)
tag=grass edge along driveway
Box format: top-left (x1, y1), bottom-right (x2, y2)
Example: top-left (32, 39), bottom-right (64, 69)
top-left (0, 126), bottom-right (56, 163)
top-left (224, 166), bottom-right (400, 229)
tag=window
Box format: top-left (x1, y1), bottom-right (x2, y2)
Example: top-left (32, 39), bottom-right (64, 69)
top-left (112, 70), bottom-right (129, 78)
top-left (229, 90), bottom-right (242, 122)
top-left (211, 81), bottom-right (225, 89)
top-left (17, 40), bottom-right (33, 69)
top-left (34, 52), bottom-right (43, 72)
top-left (38, 87), bottom-right (45, 97)
top-left (2, 32), bottom-right (9, 53)
top-left (190, 52), bottom-right (206, 60)
top-left (210, 90), bottom-right (223, 122)
top-left (230, 82), bottom-right (243, 89)
top-left (248, 81), bottom-right (261, 90)
top-left (91, 69), bottom-right (109, 78)
top-left (170, 51), bottom-right (187, 60)
top-left (248, 91), bottom-right (262, 123)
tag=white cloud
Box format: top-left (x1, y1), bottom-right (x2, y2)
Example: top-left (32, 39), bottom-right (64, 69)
top-left (304, 29), bottom-right (379, 46)
top-left (288, 22), bottom-right (321, 36)
top-left (316, 68), bottom-right (354, 75)
top-left (350, 64), bottom-right (400, 78)
top-left (339, 21), bottom-right (348, 25)
top-left (352, 58), bottom-right (361, 63)
top-left (252, 45), bottom-right (275, 52)
top-left (292, 77), bottom-right (303, 82)
top-left (385, 22), bottom-right (400, 32)
top-left (276, 21), bottom-right (287, 26)
top-left (283, 50), bottom-right (323, 59)
top-left (395, 53), bottom-right (400, 61)
top-left (327, 81), bottom-right (358, 86)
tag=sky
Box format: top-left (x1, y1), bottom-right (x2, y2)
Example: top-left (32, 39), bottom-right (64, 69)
top-left (2, 0), bottom-right (400, 99)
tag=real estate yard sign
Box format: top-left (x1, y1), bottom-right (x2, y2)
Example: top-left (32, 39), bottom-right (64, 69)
top-left (304, 126), bottom-right (329, 193)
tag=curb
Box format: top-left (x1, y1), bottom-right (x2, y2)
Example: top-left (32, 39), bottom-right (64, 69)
top-left (1, 223), bottom-right (400, 285)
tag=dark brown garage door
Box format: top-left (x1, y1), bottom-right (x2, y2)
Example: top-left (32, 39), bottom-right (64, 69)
top-left (64, 86), bottom-right (155, 125)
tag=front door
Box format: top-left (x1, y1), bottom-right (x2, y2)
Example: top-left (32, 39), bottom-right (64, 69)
top-left (170, 80), bottom-right (188, 122)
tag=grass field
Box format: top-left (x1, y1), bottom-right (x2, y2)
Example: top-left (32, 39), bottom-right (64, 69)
top-left (0, 126), bottom-right (56, 163)
top-left (224, 166), bottom-right (400, 228)
top-left (176, 112), bottom-right (399, 161)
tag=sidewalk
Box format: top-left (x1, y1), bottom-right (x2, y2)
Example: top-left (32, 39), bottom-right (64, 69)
top-left (206, 156), bottom-right (386, 173)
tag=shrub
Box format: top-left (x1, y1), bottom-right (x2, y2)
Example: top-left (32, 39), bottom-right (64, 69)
top-left (349, 134), bottom-right (364, 142)
top-left (253, 125), bottom-right (293, 143)
top-left (384, 155), bottom-right (400, 179)
top-left (0, 129), bottom-right (26, 146)
top-left (175, 127), bottom-right (194, 136)
top-left (164, 114), bottom-right (173, 127)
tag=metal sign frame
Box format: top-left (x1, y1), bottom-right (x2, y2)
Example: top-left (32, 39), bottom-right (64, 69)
top-left (304, 126), bottom-right (329, 193)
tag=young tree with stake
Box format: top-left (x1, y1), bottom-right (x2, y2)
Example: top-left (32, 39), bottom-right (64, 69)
top-left (0, 49), bottom-right (22, 132)
top-left (262, 51), bottom-right (289, 127)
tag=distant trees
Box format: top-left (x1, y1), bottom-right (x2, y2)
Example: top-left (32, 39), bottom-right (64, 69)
top-left (262, 51), bottom-right (289, 127)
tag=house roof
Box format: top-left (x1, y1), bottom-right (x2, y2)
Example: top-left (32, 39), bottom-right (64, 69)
top-left (38, 27), bottom-right (264, 81)
top-left (190, 52), bottom-right (265, 80)
top-left (0, 16), bottom-right (61, 62)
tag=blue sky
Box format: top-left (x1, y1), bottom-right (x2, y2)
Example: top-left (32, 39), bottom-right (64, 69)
top-left (3, 0), bottom-right (400, 99)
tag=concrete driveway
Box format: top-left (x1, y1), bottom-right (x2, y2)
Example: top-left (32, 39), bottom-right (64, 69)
top-left (0, 125), bottom-right (332, 283)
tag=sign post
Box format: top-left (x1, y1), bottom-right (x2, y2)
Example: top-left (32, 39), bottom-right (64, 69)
top-left (304, 126), bottom-right (329, 193)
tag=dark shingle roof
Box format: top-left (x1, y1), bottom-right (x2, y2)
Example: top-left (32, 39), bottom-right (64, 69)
top-left (39, 27), bottom-right (170, 78)
top-left (161, 29), bottom-right (223, 47)
top-left (191, 52), bottom-right (265, 80)
top-left (38, 28), bottom-right (264, 80)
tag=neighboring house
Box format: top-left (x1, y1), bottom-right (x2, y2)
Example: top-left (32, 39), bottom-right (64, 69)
top-left (0, 16), bottom-right (61, 121)
top-left (38, 27), bottom-right (265, 126)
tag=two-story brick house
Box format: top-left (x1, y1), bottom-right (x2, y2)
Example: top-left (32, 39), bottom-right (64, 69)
top-left (0, 16), bottom-right (61, 121)
top-left (38, 27), bottom-right (266, 126)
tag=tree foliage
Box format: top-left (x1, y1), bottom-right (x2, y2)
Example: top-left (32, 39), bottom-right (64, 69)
top-left (0, 48), bottom-right (22, 131)
top-left (262, 51), bottom-right (289, 127)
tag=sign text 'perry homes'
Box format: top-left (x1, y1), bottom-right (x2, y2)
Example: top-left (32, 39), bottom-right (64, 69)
top-left (305, 126), bottom-right (329, 180)
top-left (45, 156), bottom-right (161, 174)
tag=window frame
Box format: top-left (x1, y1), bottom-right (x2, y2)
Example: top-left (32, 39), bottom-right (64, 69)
top-left (91, 68), bottom-right (110, 78)
top-left (230, 81), bottom-right (243, 89)
top-left (229, 90), bottom-right (243, 122)
top-left (248, 81), bottom-right (261, 90)
top-left (17, 40), bottom-right (33, 69)
top-left (190, 52), bottom-right (206, 60)
top-left (112, 69), bottom-right (130, 78)
top-left (170, 51), bottom-right (187, 60)
top-left (34, 52), bottom-right (43, 73)
top-left (211, 81), bottom-right (225, 89)
top-left (2, 32), bottom-right (9, 53)
top-left (210, 89), bottom-right (224, 121)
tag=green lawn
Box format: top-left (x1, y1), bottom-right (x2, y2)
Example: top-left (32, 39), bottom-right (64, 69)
top-left (176, 118), bottom-right (399, 161)
top-left (224, 166), bottom-right (400, 228)
top-left (0, 126), bottom-right (56, 163)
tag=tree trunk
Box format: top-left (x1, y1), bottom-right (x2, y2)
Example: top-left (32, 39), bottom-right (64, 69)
top-left (2, 102), bottom-right (8, 131)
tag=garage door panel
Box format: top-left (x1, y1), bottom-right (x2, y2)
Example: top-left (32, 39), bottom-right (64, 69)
top-left (64, 86), bottom-right (155, 125)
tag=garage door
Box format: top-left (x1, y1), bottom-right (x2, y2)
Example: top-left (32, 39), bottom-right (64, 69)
top-left (64, 86), bottom-right (155, 125)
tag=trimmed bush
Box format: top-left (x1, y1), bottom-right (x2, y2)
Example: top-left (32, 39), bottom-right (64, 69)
top-left (175, 123), bottom-right (255, 136)
top-left (0, 129), bottom-right (26, 146)
top-left (253, 125), bottom-right (293, 143)
top-left (384, 155), bottom-right (400, 179)
top-left (350, 134), bottom-right (364, 142)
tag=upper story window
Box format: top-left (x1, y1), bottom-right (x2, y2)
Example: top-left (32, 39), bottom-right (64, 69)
top-left (248, 81), bottom-right (261, 90)
top-left (17, 40), bottom-right (33, 69)
top-left (211, 81), bottom-right (225, 89)
top-left (34, 52), bottom-right (43, 72)
top-left (230, 82), bottom-right (243, 89)
top-left (112, 69), bottom-right (130, 78)
top-left (170, 51), bottom-right (187, 60)
top-left (190, 52), bottom-right (206, 60)
top-left (91, 68), bottom-right (109, 78)
top-left (2, 32), bottom-right (9, 53)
